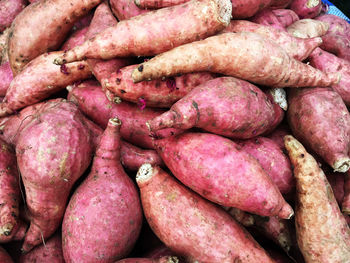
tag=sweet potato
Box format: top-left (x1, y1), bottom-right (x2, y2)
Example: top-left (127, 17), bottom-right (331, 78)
top-left (153, 132), bottom-right (293, 218)
top-left (326, 172), bottom-right (345, 207)
top-left (116, 257), bottom-right (179, 263)
top-left (238, 136), bottom-right (294, 194)
top-left (0, 0), bottom-right (26, 33)
top-left (287, 87), bottom-right (350, 172)
top-left (284, 135), bottom-right (350, 262)
top-left (84, 1), bottom-right (132, 84)
top-left (308, 48), bottom-right (350, 105)
top-left (287, 19), bottom-right (329, 38)
top-left (19, 233), bottom-right (64, 263)
top-left (0, 62), bottom-right (13, 97)
top-left (137, 164), bottom-right (277, 262)
top-left (103, 64), bottom-right (216, 108)
top-left (60, 27), bottom-right (89, 51)
top-left (223, 20), bottom-right (322, 61)
top-left (0, 246), bottom-right (13, 263)
top-left (62, 118), bottom-right (143, 262)
top-left (110, 0), bottom-right (149, 20)
top-left (269, 0), bottom-right (291, 9)
top-left (7, 0), bottom-right (101, 75)
top-left (53, 0), bottom-right (232, 65)
top-left (67, 80), bottom-right (182, 149)
top-left (0, 51), bottom-right (91, 117)
top-left (0, 138), bottom-right (20, 242)
top-left (251, 8), bottom-right (299, 30)
top-left (135, 0), bottom-right (189, 9)
top-left (16, 100), bottom-right (95, 252)
top-left (131, 32), bottom-right (340, 88)
top-left (315, 14), bottom-right (350, 37)
top-left (265, 123), bottom-right (291, 150)
top-left (147, 77), bottom-right (283, 139)
top-left (290, 0), bottom-right (322, 18)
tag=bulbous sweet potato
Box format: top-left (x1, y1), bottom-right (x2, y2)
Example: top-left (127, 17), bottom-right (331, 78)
top-left (0, 0), bottom-right (26, 33)
top-left (16, 100), bottom-right (95, 253)
top-left (153, 132), bottom-right (293, 218)
top-left (62, 118), bottom-right (143, 262)
top-left (287, 87), bottom-right (350, 172)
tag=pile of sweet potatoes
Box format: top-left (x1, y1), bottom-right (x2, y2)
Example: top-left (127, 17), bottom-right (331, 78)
top-left (0, 0), bottom-right (350, 262)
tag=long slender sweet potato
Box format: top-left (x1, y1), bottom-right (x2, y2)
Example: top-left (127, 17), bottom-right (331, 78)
top-left (222, 20), bottom-right (322, 61)
top-left (67, 80), bottom-right (182, 149)
top-left (0, 246), bottom-right (13, 263)
top-left (103, 64), bottom-right (216, 108)
top-left (309, 48), bottom-right (350, 105)
top-left (290, 0), bottom-right (322, 18)
top-left (0, 51), bottom-right (91, 117)
top-left (284, 135), bottom-right (350, 262)
top-left (287, 87), bottom-right (350, 172)
top-left (19, 233), bottom-right (64, 263)
top-left (110, 0), bottom-right (149, 20)
top-left (137, 164), bottom-right (277, 262)
top-left (131, 32), bottom-right (340, 88)
top-left (251, 8), bottom-right (299, 30)
top-left (238, 136), bottom-right (294, 194)
top-left (287, 19), bottom-right (329, 38)
top-left (0, 0), bottom-right (26, 33)
top-left (8, 0), bottom-right (101, 75)
top-left (53, 0), bottom-right (232, 65)
top-left (153, 132), bottom-right (293, 218)
top-left (147, 77), bottom-right (283, 139)
top-left (16, 100), bottom-right (95, 253)
top-left (62, 118), bottom-right (143, 262)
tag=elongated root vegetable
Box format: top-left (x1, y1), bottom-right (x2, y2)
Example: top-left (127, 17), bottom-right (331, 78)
top-left (0, 51), bottom-right (91, 117)
top-left (67, 80), bottom-right (182, 149)
top-left (116, 257), bottom-right (179, 263)
top-left (287, 87), bottom-right (350, 172)
top-left (131, 32), bottom-right (340, 88)
top-left (110, 0), bottom-right (149, 20)
top-left (251, 8), bottom-right (299, 30)
top-left (290, 0), bottom-right (322, 18)
top-left (53, 0), bottom-right (232, 65)
top-left (103, 64), bottom-right (216, 108)
top-left (284, 135), bottom-right (350, 262)
top-left (16, 101), bottom-right (95, 253)
top-left (137, 164), bottom-right (276, 262)
top-left (84, 2), bottom-right (132, 84)
top-left (154, 132), bottom-right (293, 218)
top-left (0, 0), bottom-right (26, 33)
top-left (0, 139), bottom-right (20, 240)
top-left (8, 0), bottom-right (101, 75)
top-left (0, 246), bottom-right (13, 263)
top-left (223, 20), bottom-right (322, 61)
top-left (62, 118), bottom-right (143, 262)
top-left (147, 77), bottom-right (283, 139)
top-left (287, 19), bottom-right (329, 38)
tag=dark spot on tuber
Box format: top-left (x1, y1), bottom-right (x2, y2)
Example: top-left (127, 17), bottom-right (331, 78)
top-left (120, 89), bottom-right (126, 94)
top-left (116, 78), bottom-right (121, 84)
top-left (300, 154), bottom-right (304, 158)
top-left (60, 64), bottom-right (69, 75)
top-left (138, 65), bottom-right (144, 72)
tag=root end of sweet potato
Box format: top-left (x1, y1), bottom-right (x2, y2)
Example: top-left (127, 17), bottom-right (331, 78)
top-left (333, 158), bottom-right (350, 173)
top-left (136, 163), bottom-right (154, 184)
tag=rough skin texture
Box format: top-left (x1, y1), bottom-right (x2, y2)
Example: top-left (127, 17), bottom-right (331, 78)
top-left (131, 32), bottom-right (340, 88)
top-left (147, 77), bottom-right (283, 139)
top-left (269, 0), bottom-right (291, 9)
top-left (16, 101), bottom-right (94, 253)
top-left (224, 207), bottom-right (255, 227)
top-left (238, 136), bottom-right (294, 194)
top-left (0, 139), bottom-right (20, 241)
top-left (287, 87), bottom-right (350, 173)
top-left (223, 20), bottom-right (322, 61)
top-left (116, 257), bottom-right (179, 263)
top-left (0, 62), bottom-right (13, 97)
top-left (251, 8), bottom-right (299, 31)
top-left (136, 164), bottom-right (276, 262)
top-left (110, 0), bottom-right (149, 20)
top-left (326, 172), bottom-right (345, 207)
top-left (287, 19), bottom-right (329, 38)
top-left (60, 27), bottom-right (89, 51)
top-left (135, 0), bottom-right (189, 9)
top-left (0, 0), bottom-right (26, 33)
top-left (154, 132), bottom-right (293, 218)
top-left (290, 0), bottom-right (322, 19)
top-left (0, 246), bottom-right (13, 263)
top-left (0, 27), bottom-right (10, 64)
top-left (103, 64), bottom-right (216, 108)
top-left (284, 135), bottom-right (350, 262)
top-left (53, 0), bottom-right (232, 64)
top-left (19, 233), bottom-right (64, 263)
top-left (230, 0), bottom-right (271, 19)
top-left (315, 14), bottom-right (350, 37)
top-left (67, 80), bottom-right (182, 149)
top-left (7, 0), bottom-right (101, 75)
top-left (309, 48), bottom-right (350, 106)
top-left (0, 51), bottom-right (91, 117)
top-left (62, 118), bottom-right (143, 262)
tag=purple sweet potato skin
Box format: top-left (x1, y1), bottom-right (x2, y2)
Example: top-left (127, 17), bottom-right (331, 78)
top-left (231, 0), bottom-right (271, 19)
top-left (238, 136), bottom-right (294, 194)
top-left (251, 8), bottom-right (299, 30)
top-left (148, 77), bottom-right (283, 139)
top-left (0, 62), bottom-right (13, 97)
top-left (110, 0), bottom-right (149, 20)
top-left (290, 0), bottom-right (322, 18)
top-left (309, 48), bottom-right (350, 105)
top-left (0, 0), bottom-right (26, 32)
top-left (67, 80), bottom-right (182, 149)
top-left (62, 118), bottom-right (142, 262)
top-left (19, 233), bottom-right (64, 263)
top-left (60, 27), bottom-right (89, 51)
top-left (137, 165), bottom-right (276, 262)
top-left (265, 124), bottom-right (291, 150)
top-left (0, 246), bottom-right (13, 263)
top-left (287, 87), bottom-right (350, 172)
top-left (154, 132), bottom-right (293, 218)
top-left (315, 14), bottom-right (350, 37)
top-left (16, 101), bottom-right (94, 252)
top-left (103, 64), bottom-right (216, 108)
top-left (269, 0), bottom-right (291, 9)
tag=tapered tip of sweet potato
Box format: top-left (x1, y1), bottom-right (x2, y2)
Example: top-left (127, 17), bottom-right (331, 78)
top-left (0, 223), bottom-right (14, 236)
top-left (333, 157), bottom-right (350, 173)
top-left (136, 163), bottom-right (154, 184)
top-left (278, 203), bottom-right (294, 219)
top-left (215, 0), bottom-right (232, 26)
top-left (109, 117), bottom-right (122, 126)
top-left (269, 88), bottom-right (288, 111)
